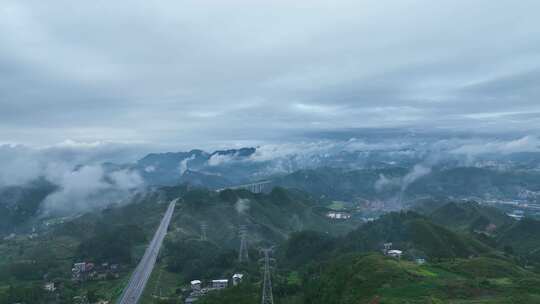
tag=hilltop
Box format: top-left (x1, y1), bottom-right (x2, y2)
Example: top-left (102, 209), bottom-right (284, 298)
top-left (429, 201), bottom-right (514, 232)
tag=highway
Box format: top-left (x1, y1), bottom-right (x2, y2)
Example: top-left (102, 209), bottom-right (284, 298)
top-left (117, 199), bottom-right (177, 304)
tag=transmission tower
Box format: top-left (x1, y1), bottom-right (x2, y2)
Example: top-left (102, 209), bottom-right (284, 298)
top-left (200, 222), bottom-right (208, 241)
top-left (259, 247), bottom-right (275, 304)
top-left (238, 225), bottom-right (249, 263)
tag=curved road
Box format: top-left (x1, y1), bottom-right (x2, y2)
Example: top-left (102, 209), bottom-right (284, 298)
top-left (117, 199), bottom-right (177, 304)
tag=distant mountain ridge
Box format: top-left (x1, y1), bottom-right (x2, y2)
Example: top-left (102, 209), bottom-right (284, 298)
top-left (131, 147), bottom-right (257, 186)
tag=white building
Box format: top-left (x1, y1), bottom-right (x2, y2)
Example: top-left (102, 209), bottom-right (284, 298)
top-left (387, 250), bottom-right (403, 259)
top-left (232, 274), bottom-right (244, 286)
top-left (190, 280), bottom-right (202, 291)
top-left (326, 211), bottom-right (352, 220)
top-left (507, 210), bottom-right (525, 220)
top-left (44, 282), bottom-right (56, 292)
top-left (211, 279), bottom-right (228, 289)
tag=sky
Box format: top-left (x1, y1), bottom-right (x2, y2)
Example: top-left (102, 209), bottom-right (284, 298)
top-left (1, 0), bottom-right (540, 149)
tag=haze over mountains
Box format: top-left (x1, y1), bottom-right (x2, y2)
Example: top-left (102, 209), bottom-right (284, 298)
top-left (1, 131), bottom-right (539, 235)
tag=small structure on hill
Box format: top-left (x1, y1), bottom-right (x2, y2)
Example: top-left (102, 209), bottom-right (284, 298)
top-left (387, 249), bottom-right (403, 259)
top-left (185, 275), bottom-right (240, 303)
top-left (382, 242), bottom-right (393, 255)
top-left (507, 209), bottom-right (525, 220)
top-left (43, 282), bottom-right (56, 292)
top-left (190, 280), bottom-right (202, 291)
top-left (72, 262), bottom-right (91, 281)
top-left (232, 273), bottom-right (244, 286)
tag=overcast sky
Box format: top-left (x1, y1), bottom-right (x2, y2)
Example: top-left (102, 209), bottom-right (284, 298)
top-left (1, 0), bottom-right (540, 148)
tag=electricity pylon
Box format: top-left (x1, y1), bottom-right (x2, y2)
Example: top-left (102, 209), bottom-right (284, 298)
top-left (200, 222), bottom-right (208, 241)
top-left (238, 225), bottom-right (249, 263)
top-left (259, 247), bottom-right (275, 304)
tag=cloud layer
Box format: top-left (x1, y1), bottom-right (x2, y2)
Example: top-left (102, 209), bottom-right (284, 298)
top-left (42, 165), bottom-right (143, 216)
top-left (0, 141), bottom-right (145, 215)
top-left (1, 1), bottom-right (539, 146)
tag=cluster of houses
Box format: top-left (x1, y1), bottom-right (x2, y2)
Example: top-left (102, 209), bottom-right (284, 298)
top-left (185, 273), bottom-right (244, 303)
top-left (72, 262), bottom-right (121, 282)
top-left (326, 211), bottom-right (352, 220)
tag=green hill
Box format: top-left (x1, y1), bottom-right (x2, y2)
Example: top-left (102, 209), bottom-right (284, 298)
top-left (301, 253), bottom-right (540, 304)
top-left (440, 257), bottom-right (528, 278)
top-left (304, 254), bottom-right (418, 304)
top-left (202, 252), bottom-right (540, 304)
top-left (343, 211), bottom-right (491, 259)
top-left (497, 218), bottom-right (540, 261)
top-left (151, 206), bottom-right (540, 304)
top-left (429, 201), bottom-right (514, 232)
top-left (160, 186), bottom-right (357, 280)
top-left (166, 186), bottom-right (354, 247)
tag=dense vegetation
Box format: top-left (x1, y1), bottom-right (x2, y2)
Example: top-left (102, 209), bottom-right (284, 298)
top-left (0, 186), bottom-right (353, 303)
top-left (5, 182), bottom-right (540, 303)
top-left (429, 201), bottom-right (513, 232)
top-left (199, 203), bottom-right (540, 304)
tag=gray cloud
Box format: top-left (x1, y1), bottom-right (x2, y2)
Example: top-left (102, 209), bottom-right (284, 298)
top-left (0, 142), bottom-right (146, 215)
top-left (41, 164), bottom-right (143, 216)
top-left (235, 198), bottom-right (251, 214)
top-left (0, 140), bottom-right (146, 187)
top-left (0, 1), bottom-right (539, 146)
top-left (450, 136), bottom-right (540, 156)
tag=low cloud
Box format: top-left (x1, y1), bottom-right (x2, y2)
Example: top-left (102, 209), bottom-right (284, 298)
top-left (402, 165), bottom-right (432, 191)
top-left (179, 154), bottom-right (196, 174)
top-left (235, 198), bottom-right (251, 214)
top-left (0, 145), bottom-right (42, 186)
top-left (0, 141), bottom-right (147, 216)
top-left (207, 153), bottom-right (235, 166)
top-left (41, 165), bottom-right (143, 216)
top-left (374, 174), bottom-right (401, 192)
top-left (450, 136), bottom-right (540, 156)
